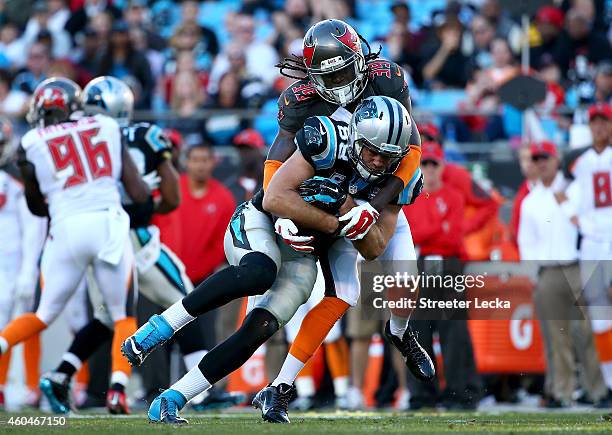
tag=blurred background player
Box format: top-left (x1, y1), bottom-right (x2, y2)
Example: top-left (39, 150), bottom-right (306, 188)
top-left (0, 77), bottom-right (149, 410)
top-left (560, 102), bottom-right (612, 395)
top-left (0, 117), bottom-right (46, 409)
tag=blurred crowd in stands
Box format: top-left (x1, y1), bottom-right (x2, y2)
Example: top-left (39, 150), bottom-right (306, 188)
top-left (1, 0), bottom-right (611, 412)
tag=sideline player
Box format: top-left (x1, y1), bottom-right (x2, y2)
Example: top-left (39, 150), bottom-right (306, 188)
top-left (0, 77), bottom-right (149, 395)
top-left (39, 76), bottom-right (242, 414)
top-left (0, 118), bottom-right (47, 408)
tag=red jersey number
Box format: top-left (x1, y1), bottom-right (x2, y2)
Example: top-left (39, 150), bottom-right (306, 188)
top-left (47, 128), bottom-right (112, 188)
top-left (593, 172), bottom-right (612, 208)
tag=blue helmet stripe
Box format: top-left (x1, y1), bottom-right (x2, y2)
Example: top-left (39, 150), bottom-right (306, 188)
top-left (381, 97), bottom-right (395, 145)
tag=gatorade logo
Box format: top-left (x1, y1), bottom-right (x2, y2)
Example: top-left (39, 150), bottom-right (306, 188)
top-left (509, 304), bottom-right (533, 350)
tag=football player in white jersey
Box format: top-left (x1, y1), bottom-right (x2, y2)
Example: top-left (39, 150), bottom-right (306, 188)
top-left (0, 117), bottom-right (47, 409)
top-left (0, 78), bottom-right (150, 396)
top-left (561, 102), bottom-right (612, 391)
top-left (40, 76), bottom-right (241, 415)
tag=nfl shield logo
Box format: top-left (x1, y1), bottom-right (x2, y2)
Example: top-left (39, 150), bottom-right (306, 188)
top-left (349, 184), bottom-right (357, 195)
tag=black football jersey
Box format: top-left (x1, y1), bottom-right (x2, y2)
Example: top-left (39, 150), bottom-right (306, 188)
top-left (296, 115), bottom-right (414, 206)
top-left (122, 122), bottom-right (170, 228)
top-left (277, 60), bottom-right (410, 134)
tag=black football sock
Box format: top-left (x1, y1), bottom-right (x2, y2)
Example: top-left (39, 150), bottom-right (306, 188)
top-left (182, 252), bottom-right (277, 317)
top-left (198, 308), bottom-right (279, 384)
top-left (57, 319), bottom-right (113, 378)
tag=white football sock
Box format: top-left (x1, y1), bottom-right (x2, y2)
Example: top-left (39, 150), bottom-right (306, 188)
top-left (162, 301), bottom-right (196, 332)
top-left (272, 353), bottom-right (304, 387)
top-left (333, 375), bottom-right (349, 397)
top-left (295, 376), bottom-right (315, 397)
top-left (110, 371), bottom-right (129, 387)
top-left (390, 313), bottom-right (409, 338)
top-left (172, 366), bottom-right (212, 402)
top-left (601, 362), bottom-right (612, 389)
top-left (183, 350), bottom-right (207, 371)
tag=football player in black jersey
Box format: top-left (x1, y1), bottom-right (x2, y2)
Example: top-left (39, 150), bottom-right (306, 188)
top-left (39, 77), bottom-right (242, 415)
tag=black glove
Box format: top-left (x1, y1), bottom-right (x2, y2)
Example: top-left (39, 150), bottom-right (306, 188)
top-left (298, 176), bottom-right (347, 215)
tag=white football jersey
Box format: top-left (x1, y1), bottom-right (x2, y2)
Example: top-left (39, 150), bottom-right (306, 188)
top-left (21, 114), bottom-right (123, 222)
top-left (566, 146), bottom-right (612, 241)
top-left (0, 168), bottom-right (47, 276)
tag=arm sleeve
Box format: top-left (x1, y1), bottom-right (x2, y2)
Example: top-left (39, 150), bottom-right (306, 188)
top-left (263, 159), bottom-right (283, 191)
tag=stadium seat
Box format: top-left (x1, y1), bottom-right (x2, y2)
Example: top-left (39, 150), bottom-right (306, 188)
top-left (254, 99), bottom-right (280, 146)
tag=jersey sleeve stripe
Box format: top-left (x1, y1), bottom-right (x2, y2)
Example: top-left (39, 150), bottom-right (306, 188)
top-left (399, 167), bottom-right (421, 204)
top-left (311, 116), bottom-right (337, 170)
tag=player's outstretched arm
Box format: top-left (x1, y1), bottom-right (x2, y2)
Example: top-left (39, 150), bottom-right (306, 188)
top-left (155, 159), bottom-right (180, 214)
top-left (263, 151), bottom-right (339, 234)
top-left (17, 146), bottom-right (48, 217)
top-left (120, 143), bottom-right (150, 204)
top-left (352, 204), bottom-right (401, 260)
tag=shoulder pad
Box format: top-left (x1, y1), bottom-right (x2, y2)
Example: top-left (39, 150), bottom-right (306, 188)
top-left (295, 116), bottom-right (337, 171)
top-left (368, 60), bottom-right (409, 102)
top-left (277, 80), bottom-right (319, 133)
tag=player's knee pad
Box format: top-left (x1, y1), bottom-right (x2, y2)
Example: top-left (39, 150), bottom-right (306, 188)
top-left (236, 252), bottom-right (278, 293)
top-left (240, 308), bottom-right (280, 342)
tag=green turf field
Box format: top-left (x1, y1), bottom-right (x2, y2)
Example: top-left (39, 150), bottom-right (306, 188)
top-left (1, 411), bottom-right (611, 434)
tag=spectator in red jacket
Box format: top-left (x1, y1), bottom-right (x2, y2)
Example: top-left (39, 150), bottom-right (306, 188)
top-left (405, 142), bottom-right (465, 258)
top-left (175, 144), bottom-right (236, 285)
top-left (417, 122), bottom-right (498, 239)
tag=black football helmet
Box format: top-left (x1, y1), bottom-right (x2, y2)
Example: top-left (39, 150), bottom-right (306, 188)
top-left (302, 19), bottom-right (368, 106)
top-left (27, 77), bottom-right (82, 128)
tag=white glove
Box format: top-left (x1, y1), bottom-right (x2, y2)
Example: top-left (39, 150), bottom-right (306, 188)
top-left (339, 202), bottom-right (380, 240)
top-left (142, 171), bottom-right (161, 190)
top-left (275, 218), bottom-right (315, 253)
top-left (15, 273), bottom-right (37, 306)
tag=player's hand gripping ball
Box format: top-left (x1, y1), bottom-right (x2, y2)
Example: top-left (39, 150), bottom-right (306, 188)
top-left (298, 176), bottom-right (347, 215)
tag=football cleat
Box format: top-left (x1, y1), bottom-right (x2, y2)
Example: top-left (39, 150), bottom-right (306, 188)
top-left (106, 388), bottom-right (129, 414)
top-left (384, 321), bottom-right (435, 381)
top-left (39, 372), bottom-right (71, 414)
top-left (252, 383), bottom-right (295, 423)
top-left (148, 389), bottom-right (187, 423)
top-left (191, 387), bottom-right (246, 410)
top-left (121, 314), bottom-right (174, 366)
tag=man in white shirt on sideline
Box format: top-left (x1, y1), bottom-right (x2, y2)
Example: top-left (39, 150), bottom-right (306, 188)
top-left (519, 140), bottom-right (608, 408)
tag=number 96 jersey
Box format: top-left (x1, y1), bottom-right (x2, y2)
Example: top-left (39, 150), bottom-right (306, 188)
top-left (20, 114), bottom-right (123, 222)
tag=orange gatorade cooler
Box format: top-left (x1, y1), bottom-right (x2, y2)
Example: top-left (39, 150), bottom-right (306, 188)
top-left (467, 275), bottom-right (546, 373)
